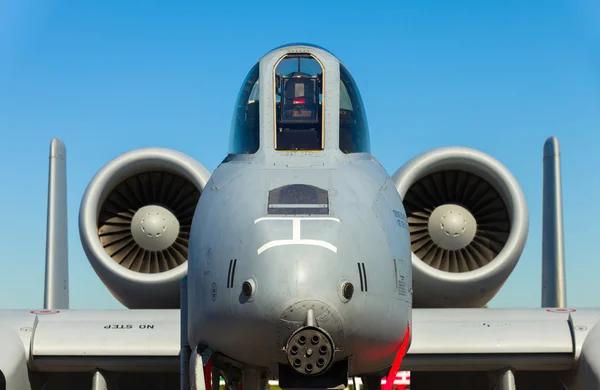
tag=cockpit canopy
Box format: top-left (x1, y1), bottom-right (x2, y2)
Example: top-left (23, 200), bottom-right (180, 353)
top-left (229, 63), bottom-right (260, 155)
top-left (339, 63), bottom-right (370, 154)
top-left (229, 46), bottom-right (370, 155)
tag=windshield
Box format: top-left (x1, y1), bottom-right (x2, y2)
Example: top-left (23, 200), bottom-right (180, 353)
top-left (274, 54), bottom-right (324, 151)
top-left (339, 64), bottom-right (370, 154)
top-left (229, 63), bottom-right (260, 154)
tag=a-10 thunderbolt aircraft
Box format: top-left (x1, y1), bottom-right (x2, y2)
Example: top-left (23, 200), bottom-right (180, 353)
top-left (1, 43), bottom-right (600, 390)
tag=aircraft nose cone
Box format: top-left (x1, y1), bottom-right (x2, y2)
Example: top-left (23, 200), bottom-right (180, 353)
top-left (428, 204), bottom-right (477, 250)
top-left (131, 205), bottom-right (180, 251)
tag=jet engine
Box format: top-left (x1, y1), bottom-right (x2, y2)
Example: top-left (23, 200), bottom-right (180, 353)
top-left (79, 148), bottom-right (211, 309)
top-left (392, 147), bottom-right (528, 308)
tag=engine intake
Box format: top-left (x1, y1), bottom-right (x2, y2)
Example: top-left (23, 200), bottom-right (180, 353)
top-left (79, 148), bottom-right (211, 309)
top-left (392, 147), bottom-right (528, 308)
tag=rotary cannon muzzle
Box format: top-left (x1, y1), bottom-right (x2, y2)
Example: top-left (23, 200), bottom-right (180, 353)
top-left (285, 326), bottom-right (335, 376)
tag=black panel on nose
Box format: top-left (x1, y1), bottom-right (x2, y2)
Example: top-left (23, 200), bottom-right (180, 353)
top-left (268, 184), bottom-right (329, 215)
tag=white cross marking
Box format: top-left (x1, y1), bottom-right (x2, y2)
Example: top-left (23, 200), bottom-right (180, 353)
top-left (254, 217), bottom-right (340, 255)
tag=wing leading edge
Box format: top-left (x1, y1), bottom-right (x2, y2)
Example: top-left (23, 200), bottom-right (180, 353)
top-left (406, 308), bottom-right (600, 372)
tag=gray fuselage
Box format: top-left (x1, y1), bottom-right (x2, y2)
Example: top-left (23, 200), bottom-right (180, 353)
top-left (187, 44), bottom-right (412, 378)
top-left (188, 153), bottom-right (411, 376)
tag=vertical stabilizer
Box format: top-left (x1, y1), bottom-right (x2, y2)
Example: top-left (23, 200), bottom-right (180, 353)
top-left (44, 138), bottom-right (69, 309)
top-left (541, 136), bottom-right (566, 308)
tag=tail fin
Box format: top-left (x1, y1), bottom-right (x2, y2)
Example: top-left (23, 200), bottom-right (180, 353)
top-left (541, 136), bottom-right (566, 308)
top-left (43, 138), bottom-right (69, 309)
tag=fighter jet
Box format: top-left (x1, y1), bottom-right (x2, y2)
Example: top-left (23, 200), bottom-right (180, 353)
top-left (1, 43), bottom-right (600, 390)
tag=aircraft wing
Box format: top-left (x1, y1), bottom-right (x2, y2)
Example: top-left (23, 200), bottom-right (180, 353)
top-left (3, 308), bottom-right (600, 388)
top-left (4, 308), bottom-right (599, 372)
top-left (0, 309), bottom-right (181, 388)
top-left (407, 308), bottom-right (600, 373)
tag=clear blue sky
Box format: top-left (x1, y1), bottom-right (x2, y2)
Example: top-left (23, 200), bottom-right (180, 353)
top-left (1, 0), bottom-right (598, 309)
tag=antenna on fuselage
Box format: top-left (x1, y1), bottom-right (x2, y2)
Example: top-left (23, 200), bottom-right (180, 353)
top-left (43, 138), bottom-right (70, 309)
top-left (541, 136), bottom-right (566, 308)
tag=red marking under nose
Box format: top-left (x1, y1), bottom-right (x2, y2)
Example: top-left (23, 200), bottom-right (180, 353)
top-left (383, 324), bottom-right (410, 390)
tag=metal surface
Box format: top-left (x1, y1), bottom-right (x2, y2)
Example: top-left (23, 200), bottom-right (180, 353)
top-left (30, 310), bottom-right (180, 357)
top-left (187, 43), bottom-right (411, 378)
top-left (44, 138), bottom-right (69, 310)
top-left (79, 148), bottom-right (211, 309)
top-left (392, 147), bottom-right (529, 308)
top-left (0, 320), bottom-right (31, 390)
top-left (491, 368), bottom-right (516, 390)
top-left (32, 356), bottom-right (179, 372)
top-left (427, 204), bottom-right (477, 250)
top-left (2, 307), bottom-right (600, 374)
top-left (0, 310), bottom-right (37, 361)
top-left (285, 326), bottom-right (335, 375)
top-left (130, 205), bottom-right (181, 252)
top-left (565, 317), bottom-right (600, 390)
top-left (190, 345), bottom-right (206, 390)
top-left (542, 136), bottom-right (567, 308)
top-left (404, 353), bottom-right (573, 373)
top-left (92, 371), bottom-right (107, 390)
top-left (0, 307), bottom-right (594, 373)
top-left (409, 309), bottom-right (573, 355)
top-left (180, 276), bottom-right (190, 390)
top-left (568, 310), bottom-right (600, 363)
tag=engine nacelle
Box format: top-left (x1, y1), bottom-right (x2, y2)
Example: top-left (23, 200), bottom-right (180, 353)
top-left (392, 147), bottom-right (528, 308)
top-left (79, 148), bottom-right (211, 309)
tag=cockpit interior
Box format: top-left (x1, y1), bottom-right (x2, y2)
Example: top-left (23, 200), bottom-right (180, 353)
top-left (275, 54), bottom-right (324, 151)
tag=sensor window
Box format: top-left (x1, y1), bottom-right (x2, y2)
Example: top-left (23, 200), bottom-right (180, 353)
top-left (268, 184), bottom-right (329, 215)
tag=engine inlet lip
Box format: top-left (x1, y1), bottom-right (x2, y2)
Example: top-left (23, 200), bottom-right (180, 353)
top-left (391, 146), bottom-right (529, 284)
top-left (80, 148), bottom-right (211, 283)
